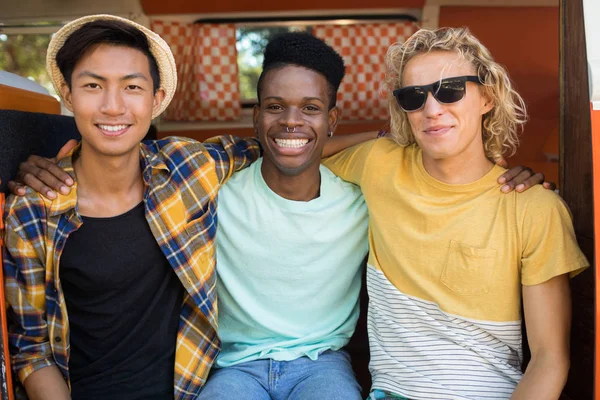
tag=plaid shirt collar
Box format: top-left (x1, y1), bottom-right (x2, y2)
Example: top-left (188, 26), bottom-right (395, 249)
top-left (48, 143), bottom-right (171, 217)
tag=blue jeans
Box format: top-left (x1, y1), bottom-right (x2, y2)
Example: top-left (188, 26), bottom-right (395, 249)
top-left (196, 350), bottom-right (362, 400)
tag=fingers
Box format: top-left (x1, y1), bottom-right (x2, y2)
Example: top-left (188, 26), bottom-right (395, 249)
top-left (7, 181), bottom-right (27, 196)
top-left (513, 172), bottom-right (546, 193)
top-left (14, 156), bottom-right (74, 200)
top-left (498, 165), bottom-right (527, 189)
top-left (19, 170), bottom-right (63, 200)
top-left (543, 181), bottom-right (557, 191)
top-left (499, 167), bottom-right (535, 193)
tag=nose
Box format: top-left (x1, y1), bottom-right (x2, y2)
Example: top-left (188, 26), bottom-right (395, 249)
top-left (280, 107), bottom-right (304, 131)
top-left (422, 92), bottom-right (444, 118)
top-left (100, 87), bottom-right (126, 116)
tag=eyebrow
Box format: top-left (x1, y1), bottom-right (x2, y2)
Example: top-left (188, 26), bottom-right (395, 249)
top-left (76, 71), bottom-right (149, 82)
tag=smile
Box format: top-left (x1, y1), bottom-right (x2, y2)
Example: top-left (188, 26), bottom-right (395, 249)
top-left (97, 124), bottom-right (129, 132)
top-left (424, 126), bottom-right (452, 136)
top-left (274, 138), bottom-right (309, 148)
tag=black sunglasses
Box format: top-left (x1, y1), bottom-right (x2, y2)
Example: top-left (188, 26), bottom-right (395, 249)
top-left (393, 75), bottom-right (482, 112)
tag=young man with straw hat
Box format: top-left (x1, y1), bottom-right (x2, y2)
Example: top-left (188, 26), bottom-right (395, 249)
top-left (2, 15), bottom-right (262, 400)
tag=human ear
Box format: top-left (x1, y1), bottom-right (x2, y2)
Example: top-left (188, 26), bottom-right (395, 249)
top-left (152, 88), bottom-right (166, 114)
top-left (60, 84), bottom-right (74, 112)
top-left (328, 106), bottom-right (340, 136)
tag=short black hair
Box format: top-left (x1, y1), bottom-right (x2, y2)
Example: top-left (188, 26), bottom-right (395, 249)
top-left (56, 19), bottom-right (160, 93)
top-left (256, 32), bottom-right (345, 109)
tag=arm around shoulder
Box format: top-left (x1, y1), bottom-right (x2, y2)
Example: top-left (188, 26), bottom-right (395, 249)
top-left (322, 137), bottom-right (383, 185)
top-left (202, 135), bottom-right (262, 184)
top-left (147, 135), bottom-right (262, 185)
top-left (322, 130), bottom-right (379, 158)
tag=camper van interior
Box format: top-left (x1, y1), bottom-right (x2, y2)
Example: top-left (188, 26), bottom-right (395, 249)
top-left (0, 0), bottom-right (596, 399)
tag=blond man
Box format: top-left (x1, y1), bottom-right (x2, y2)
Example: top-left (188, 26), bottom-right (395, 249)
top-left (324, 27), bottom-right (589, 400)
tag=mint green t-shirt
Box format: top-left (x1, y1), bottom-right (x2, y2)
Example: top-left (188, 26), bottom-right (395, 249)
top-left (215, 158), bottom-right (368, 367)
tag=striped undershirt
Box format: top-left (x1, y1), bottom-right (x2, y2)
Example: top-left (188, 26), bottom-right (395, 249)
top-left (367, 266), bottom-right (523, 400)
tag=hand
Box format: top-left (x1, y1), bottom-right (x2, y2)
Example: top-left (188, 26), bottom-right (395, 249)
top-left (496, 162), bottom-right (557, 193)
top-left (7, 140), bottom-right (78, 200)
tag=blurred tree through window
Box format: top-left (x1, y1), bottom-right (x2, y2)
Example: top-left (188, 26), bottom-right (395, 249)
top-left (0, 33), bottom-right (55, 96)
top-left (236, 26), bottom-right (307, 102)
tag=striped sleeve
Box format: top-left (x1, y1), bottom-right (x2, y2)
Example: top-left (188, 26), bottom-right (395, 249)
top-left (2, 194), bottom-right (56, 383)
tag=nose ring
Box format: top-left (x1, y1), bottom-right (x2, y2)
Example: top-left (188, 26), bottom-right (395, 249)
top-left (286, 126), bottom-right (296, 133)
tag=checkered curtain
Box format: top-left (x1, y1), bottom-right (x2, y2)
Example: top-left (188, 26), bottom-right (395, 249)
top-left (151, 21), bottom-right (241, 121)
top-left (314, 22), bottom-right (418, 120)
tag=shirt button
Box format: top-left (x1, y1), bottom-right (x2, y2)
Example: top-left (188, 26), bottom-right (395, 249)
top-left (54, 337), bottom-right (62, 343)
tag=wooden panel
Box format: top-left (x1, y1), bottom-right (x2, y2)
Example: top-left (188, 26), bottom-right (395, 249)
top-left (140, 0), bottom-right (424, 15)
top-left (0, 84), bottom-right (60, 115)
top-left (559, 0), bottom-right (595, 399)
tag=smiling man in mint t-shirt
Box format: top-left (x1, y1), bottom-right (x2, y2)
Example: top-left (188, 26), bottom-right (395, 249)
top-left (197, 33), bottom-right (369, 400)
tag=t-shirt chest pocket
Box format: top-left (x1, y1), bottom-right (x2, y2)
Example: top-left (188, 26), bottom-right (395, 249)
top-left (440, 240), bottom-right (497, 295)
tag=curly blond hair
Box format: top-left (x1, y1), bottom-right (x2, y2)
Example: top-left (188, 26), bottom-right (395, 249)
top-left (384, 27), bottom-right (527, 161)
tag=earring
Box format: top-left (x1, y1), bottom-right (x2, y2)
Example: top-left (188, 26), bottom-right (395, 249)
top-left (328, 131), bottom-right (333, 137)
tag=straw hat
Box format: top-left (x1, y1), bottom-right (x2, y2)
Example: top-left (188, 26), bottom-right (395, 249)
top-left (46, 14), bottom-right (177, 119)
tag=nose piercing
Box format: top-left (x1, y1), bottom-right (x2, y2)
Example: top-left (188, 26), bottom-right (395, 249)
top-left (286, 126), bottom-right (296, 133)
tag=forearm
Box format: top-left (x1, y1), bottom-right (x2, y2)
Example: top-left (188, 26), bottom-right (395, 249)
top-left (322, 131), bottom-right (378, 158)
top-left (23, 365), bottom-right (71, 400)
top-left (511, 352), bottom-right (569, 400)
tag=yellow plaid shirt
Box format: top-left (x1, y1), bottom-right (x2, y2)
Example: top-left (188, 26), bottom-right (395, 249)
top-left (2, 135), bottom-right (261, 399)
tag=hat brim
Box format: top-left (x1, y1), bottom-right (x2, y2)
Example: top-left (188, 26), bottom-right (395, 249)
top-left (46, 14), bottom-right (177, 119)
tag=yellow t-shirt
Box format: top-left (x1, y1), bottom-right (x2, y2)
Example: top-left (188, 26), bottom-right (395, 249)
top-left (324, 138), bottom-right (589, 400)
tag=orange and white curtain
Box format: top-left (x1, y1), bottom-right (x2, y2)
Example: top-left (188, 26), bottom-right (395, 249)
top-left (314, 22), bottom-right (418, 120)
top-left (151, 20), bottom-right (241, 121)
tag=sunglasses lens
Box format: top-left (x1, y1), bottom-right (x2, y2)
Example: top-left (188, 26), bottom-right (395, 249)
top-left (396, 87), bottom-right (426, 111)
top-left (435, 79), bottom-right (466, 104)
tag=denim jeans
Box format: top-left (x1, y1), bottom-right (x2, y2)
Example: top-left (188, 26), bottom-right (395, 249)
top-left (195, 350), bottom-right (362, 400)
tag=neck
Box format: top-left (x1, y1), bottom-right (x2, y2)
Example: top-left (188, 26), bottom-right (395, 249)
top-left (73, 143), bottom-right (144, 216)
top-left (422, 150), bottom-right (494, 184)
top-left (260, 160), bottom-right (321, 201)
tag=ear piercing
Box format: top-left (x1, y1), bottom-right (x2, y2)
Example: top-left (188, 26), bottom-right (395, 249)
top-left (328, 131), bottom-right (333, 137)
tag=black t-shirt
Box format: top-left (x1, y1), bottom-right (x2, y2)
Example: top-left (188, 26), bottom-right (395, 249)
top-left (59, 202), bottom-right (183, 400)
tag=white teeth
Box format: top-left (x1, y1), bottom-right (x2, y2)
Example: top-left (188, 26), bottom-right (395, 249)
top-left (274, 138), bottom-right (309, 148)
top-left (98, 124), bottom-right (128, 132)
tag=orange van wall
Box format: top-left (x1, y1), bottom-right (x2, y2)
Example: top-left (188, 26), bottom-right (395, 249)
top-left (439, 6), bottom-right (559, 183)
